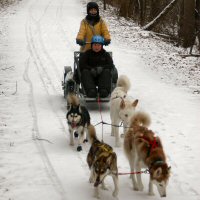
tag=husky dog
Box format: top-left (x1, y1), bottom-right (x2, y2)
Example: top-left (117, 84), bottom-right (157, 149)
top-left (87, 125), bottom-right (119, 198)
top-left (64, 70), bottom-right (76, 99)
top-left (124, 112), bottom-right (171, 197)
top-left (110, 75), bottom-right (138, 147)
top-left (66, 94), bottom-right (90, 151)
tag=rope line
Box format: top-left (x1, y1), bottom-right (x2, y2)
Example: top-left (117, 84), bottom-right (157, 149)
top-left (97, 96), bottom-right (104, 142)
top-left (94, 120), bottom-right (130, 129)
top-left (116, 169), bottom-right (149, 175)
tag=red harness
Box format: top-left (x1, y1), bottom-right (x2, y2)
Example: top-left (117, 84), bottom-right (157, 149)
top-left (140, 135), bottom-right (158, 156)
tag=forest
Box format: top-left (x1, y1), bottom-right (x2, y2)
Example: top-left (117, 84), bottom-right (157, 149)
top-left (103, 0), bottom-right (200, 54)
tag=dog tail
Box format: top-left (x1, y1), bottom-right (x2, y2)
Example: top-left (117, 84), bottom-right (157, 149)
top-left (130, 111), bottom-right (151, 127)
top-left (87, 124), bottom-right (98, 144)
top-left (117, 75), bottom-right (131, 92)
top-left (67, 94), bottom-right (79, 106)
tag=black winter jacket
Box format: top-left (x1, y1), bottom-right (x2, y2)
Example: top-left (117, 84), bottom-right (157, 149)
top-left (79, 49), bottom-right (114, 71)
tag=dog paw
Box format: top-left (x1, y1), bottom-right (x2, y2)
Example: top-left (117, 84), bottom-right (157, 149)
top-left (83, 139), bottom-right (88, 143)
top-left (148, 192), bottom-right (155, 196)
top-left (94, 188), bottom-right (100, 199)
top-left (138, 185), bottom-right (144, 191)
top-left (94, 194), bottom-right (100, 199)
top-left (74, 132), bottom-right (79, 138)
top-left (133, 187), bottom-right (139, 191)
top-left (70, 142), bottom-right (74, 146)
top-left (101, 185), bottom-right (108, 190)
top-left (112, 190), bottom-right (118, 197)
top-left (89, 177), bottom-right (95, 183)
top-left (77, 145), bottom-right (82, 151)
top-left (133, 184), bottom-right (140, 191)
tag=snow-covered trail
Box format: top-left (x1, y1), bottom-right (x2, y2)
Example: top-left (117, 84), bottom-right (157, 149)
top-left (0, 0), bottom-right (200, 200)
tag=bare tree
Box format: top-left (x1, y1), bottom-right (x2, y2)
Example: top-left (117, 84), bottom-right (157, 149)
top-left (179, 0), bottom-right (196, 48)
top-left (196, 0), bottom-right (200, 51)
top-left (143, 0), bottom-right (178, 31)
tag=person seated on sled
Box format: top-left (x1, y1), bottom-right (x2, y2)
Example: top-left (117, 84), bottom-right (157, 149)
top-left (76, 1), bottom-right (111, 52)
top-left (79, 35), bottom-right (114, 98)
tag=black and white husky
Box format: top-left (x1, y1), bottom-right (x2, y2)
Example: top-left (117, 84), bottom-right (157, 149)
top-left (66, 94), bottom-right (90, 151)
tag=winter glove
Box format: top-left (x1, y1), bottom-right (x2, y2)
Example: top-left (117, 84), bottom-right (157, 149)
top-left (90, 68), bottom-right (97, 77)
top-left (76, 39), bottom-right (85, 46)
top-left (96, 66), bottom-right (103, 75)
top-left (104, 39), bottom-right (111, 46)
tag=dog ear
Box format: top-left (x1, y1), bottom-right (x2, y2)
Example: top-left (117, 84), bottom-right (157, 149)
top-left (153, 167), bottom-right (162, 178)
top-left (132, 99), bottom-right (138, 107)
top-left (120, 99), bottom-right (125, 109)
top-left (67, 103), bottom-right (71, 111)
top-left (78, 104), bottom-right (82, 113)
top-left (167, 166), bottom-right (171, 174)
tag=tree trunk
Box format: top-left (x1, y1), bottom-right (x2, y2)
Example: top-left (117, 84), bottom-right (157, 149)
top-left (119, 0), bottom-right (128, 17)
top-left (196, 0), bottom-right (200, 51)
top-left (139, 0), bottom-right (145, 25)
top-left (180, 0), bottom-right (196, 48)
top-left (103, 0), bottom-right (106, 10)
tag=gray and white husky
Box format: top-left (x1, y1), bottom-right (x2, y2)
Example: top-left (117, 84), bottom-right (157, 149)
top-left (66, 94), bottom-right (90, 151)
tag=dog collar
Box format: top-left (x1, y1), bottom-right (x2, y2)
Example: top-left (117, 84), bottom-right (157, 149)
top-left (149, 159), bottom-right (165, 171)
top-left (111, 95), bottom-right (126, 100)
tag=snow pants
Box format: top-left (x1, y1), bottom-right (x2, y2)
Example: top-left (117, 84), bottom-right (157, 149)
top-left (81, 68), bottom-right (112, 98)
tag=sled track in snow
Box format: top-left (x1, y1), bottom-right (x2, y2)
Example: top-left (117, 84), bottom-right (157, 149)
top-left (24, 1), bottom-right (68, 199)
top-left (23, 57), bottom-right (67, 200)
top-left (24, 0), bottom-right (91, 199)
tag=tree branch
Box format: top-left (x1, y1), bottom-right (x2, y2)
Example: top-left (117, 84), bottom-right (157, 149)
top-left (143, 0), bottom-right (178, 31)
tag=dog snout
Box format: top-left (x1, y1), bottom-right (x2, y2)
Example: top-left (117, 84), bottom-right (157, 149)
top-left (161, 194), bottom-right (166, 197)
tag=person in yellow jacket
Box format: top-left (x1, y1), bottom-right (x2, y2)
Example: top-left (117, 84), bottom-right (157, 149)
top-left (76, 2), bottom-right (111, 52)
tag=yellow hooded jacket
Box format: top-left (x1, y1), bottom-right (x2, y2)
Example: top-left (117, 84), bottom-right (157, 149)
top-left (76, 18), bottom-right (111, 52)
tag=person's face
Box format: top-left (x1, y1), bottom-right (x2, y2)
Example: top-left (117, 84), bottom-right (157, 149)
top-left (92, 43), bottom-right (102, 52)
top-left (89, 8), bottom-right (97, 15)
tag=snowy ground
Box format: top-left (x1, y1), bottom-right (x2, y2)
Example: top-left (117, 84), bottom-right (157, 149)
top-left (0, 0), bottom-right (200, 200)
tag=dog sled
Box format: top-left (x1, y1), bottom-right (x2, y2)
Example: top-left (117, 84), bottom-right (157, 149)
top-left (62, 51), bottom-right (118, 102)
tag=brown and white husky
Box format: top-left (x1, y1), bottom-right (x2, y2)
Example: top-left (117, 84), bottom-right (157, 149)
top-left (124, 112), bottom-right (171, 197)
top-left (87, 125), bottom-right (119, 198)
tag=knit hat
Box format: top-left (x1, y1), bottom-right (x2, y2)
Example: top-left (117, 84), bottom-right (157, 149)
top-left (87, 2), bottom-right (99, 15)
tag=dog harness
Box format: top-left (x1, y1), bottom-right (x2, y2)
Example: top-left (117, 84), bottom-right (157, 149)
top-left (92, 141), bottom-right (113, 164)
top-left (97, 143), bottom-right (113, 153)
top-left (111, 95), bottom-right (126, 100)
top-left (139, 135), bottom-right (159, 157)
